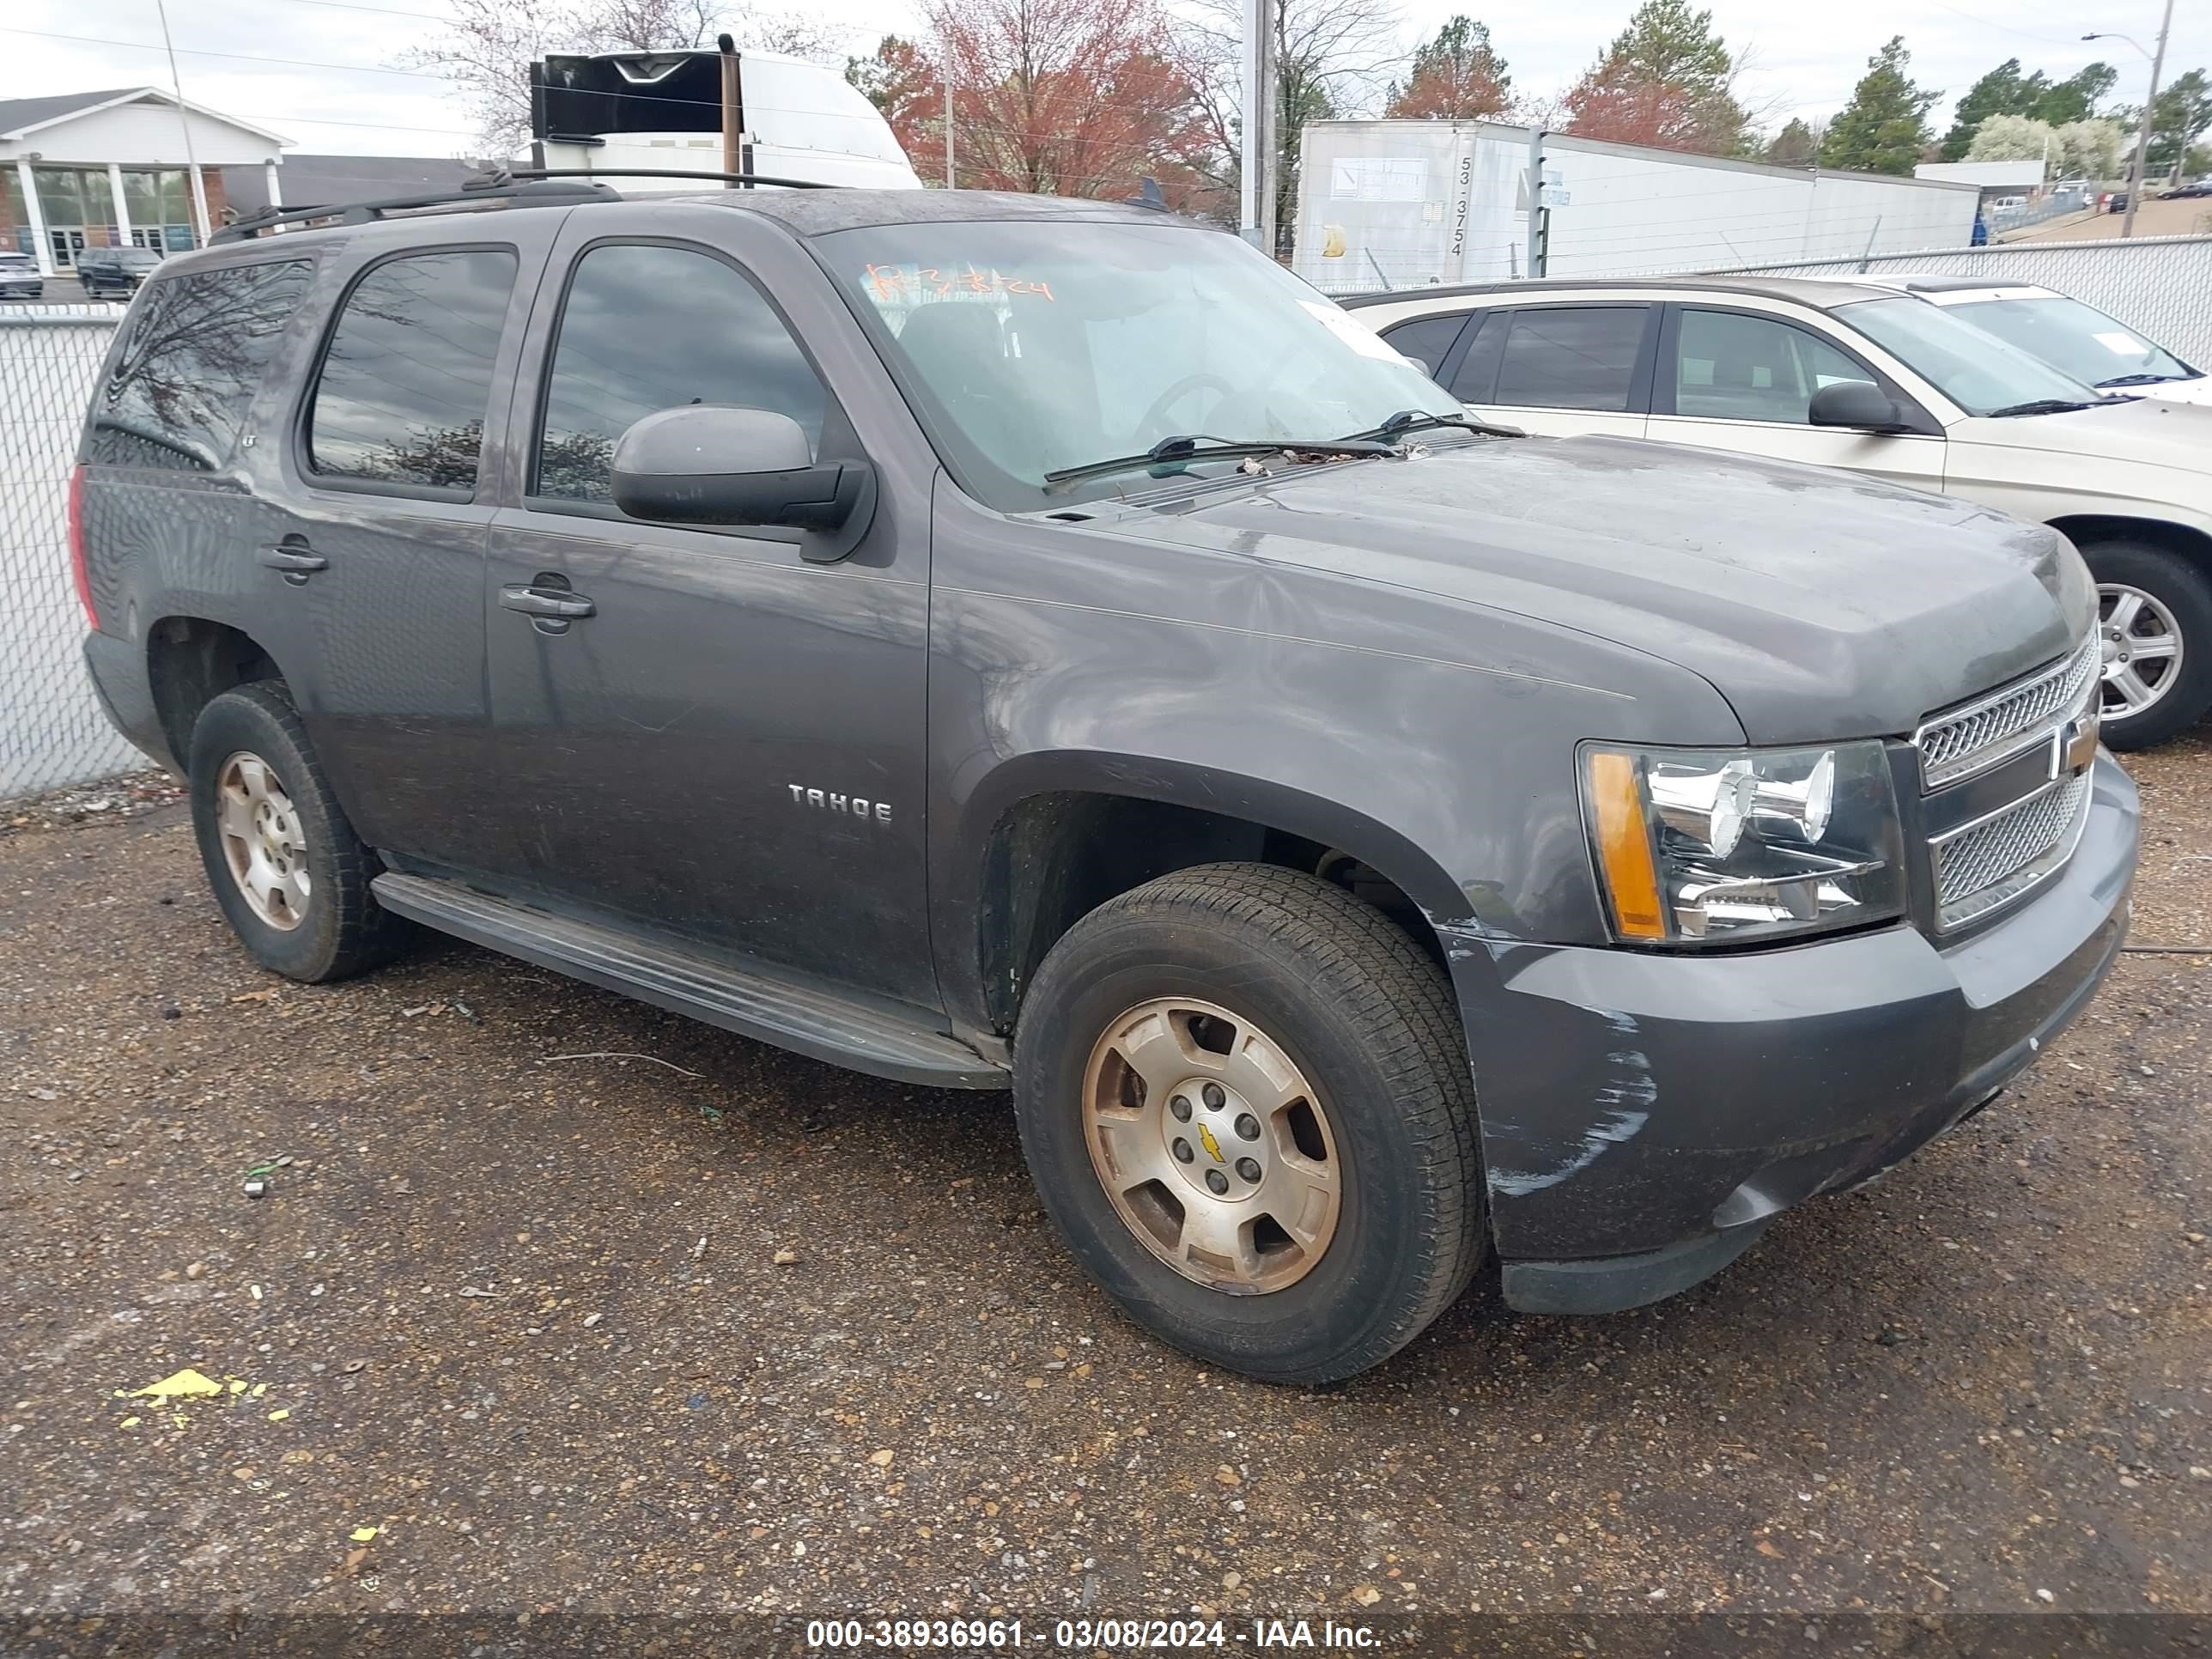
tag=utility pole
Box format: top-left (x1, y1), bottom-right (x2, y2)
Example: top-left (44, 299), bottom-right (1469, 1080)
top-left (1238, 0), bottom-right (1277, 254)
top-left (2125, 0), bottom-right (2172, 239)
top-left (1523, 128), bottom-right (1547, 278)
top-left (718, 33), bottom-right (743, 181)
top-left (153, 0), bottom-right (212, 247)
top-left (944, 77), bottom-right (955, 189)
top-left (2092, 0), bottom-right (2172, 240)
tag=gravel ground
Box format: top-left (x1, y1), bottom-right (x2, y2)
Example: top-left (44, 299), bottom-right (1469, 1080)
top-left (2, 741), bottom-right (2209, 1644)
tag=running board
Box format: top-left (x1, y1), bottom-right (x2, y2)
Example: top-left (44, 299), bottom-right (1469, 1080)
top-left (370, 873), bottom-right (1008, 1090)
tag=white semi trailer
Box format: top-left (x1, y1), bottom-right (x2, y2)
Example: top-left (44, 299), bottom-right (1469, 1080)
top-left (1295, 121), bottom-right (1980, 293)
top-left (533, 49), bottom-right (922, 191)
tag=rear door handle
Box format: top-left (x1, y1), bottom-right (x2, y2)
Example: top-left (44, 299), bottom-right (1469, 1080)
top-left (499, 584), bottom-right (596, 620)
top-left (258, 541), bottom-right (327, 579)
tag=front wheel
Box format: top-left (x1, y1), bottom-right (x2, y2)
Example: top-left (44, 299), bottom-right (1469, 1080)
top-left (2086, 541), bottom-right (2212, 750)
top-left (1012, 864), bottom-right (1486, 1385)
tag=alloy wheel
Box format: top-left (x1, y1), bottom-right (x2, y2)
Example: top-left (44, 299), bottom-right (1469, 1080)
top-left (1081, 997), bottom-right (1341, 1293)
top-left (2098, 580), bottom-right (2184, 722)
top-left (215, 750), bottom-right (311, 931)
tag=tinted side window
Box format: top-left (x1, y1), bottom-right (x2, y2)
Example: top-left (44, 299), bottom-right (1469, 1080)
top-left (1378, 314), bottom-right (1468, 379)
top-left (1448, 312), bottom-right (1509, 402)
top-left (307, 249), bottom-right (517, 490)
top-left (534, 244), bottom-right (827, 502)
top-left (1672, 308), bottom-right (1871, 423)
top-left (1492, 307), bottom-right (1646, 411)
top-left (89, 260), bottom-right (312, 471)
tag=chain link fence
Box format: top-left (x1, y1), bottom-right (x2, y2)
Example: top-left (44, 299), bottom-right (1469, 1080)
top-left (1, 305), bottom-right (134, 800)
top-left (1691, 233), bottom-right (2212, 370)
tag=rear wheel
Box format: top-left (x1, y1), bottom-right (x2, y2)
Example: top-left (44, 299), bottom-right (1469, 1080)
top-left (1012, 863), bottom-right (1486, 1385)
top-left (186, 682), bottom-right (413, 982)
top-left (2084, 541), bottom-right (2212, 750)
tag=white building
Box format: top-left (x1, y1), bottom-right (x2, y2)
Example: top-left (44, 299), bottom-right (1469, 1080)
top-left (1, 88), bottom-right (289, 276)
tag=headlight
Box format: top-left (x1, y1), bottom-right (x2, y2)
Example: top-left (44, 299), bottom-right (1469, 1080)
top-left (1581, 740), bottom-right (1906, 946)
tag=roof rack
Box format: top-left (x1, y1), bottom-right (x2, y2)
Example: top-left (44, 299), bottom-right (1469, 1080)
top-left (488, 167), bottom-right (842, 191)
top-left (211, 166), bottom-right (842, 244)
top-left (213, 177), bottom-right (617, 242)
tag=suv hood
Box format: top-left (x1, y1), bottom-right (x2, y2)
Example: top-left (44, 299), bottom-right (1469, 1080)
top-left (1105, 434), bottom-right (2093, 745)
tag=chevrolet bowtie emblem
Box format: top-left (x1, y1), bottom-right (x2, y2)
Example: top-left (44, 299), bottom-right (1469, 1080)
top-left (2059, 712), bottom-right (2100, 777)
top-left (1196, 1123), bottom-right (1225, 1162)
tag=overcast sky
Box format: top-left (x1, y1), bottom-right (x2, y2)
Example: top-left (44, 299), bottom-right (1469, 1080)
top-left (3, 0), bottom-right (2204, 158)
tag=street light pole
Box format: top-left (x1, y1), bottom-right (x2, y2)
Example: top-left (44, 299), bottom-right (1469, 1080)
top-left (2088, 0), bottom-right (2173, 240)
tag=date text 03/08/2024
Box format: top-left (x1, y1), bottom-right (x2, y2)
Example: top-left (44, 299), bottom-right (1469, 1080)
top-left (804, 1619), bottom-right (1382, 1649)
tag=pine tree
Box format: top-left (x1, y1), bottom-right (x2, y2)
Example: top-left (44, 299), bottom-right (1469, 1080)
top-left (1940, 59), bottom-right (2033, 161)
top-left (1938, 58), bottom-right (2115, 161)
top-left (1764, 117), bottom-right (1816, 166)
top-left (1383, 16), bottom-right (1512, 121)
top-left (1820, 37), bottom-right (1938, 176)
top-left (1563, 0), bottom-right (1749, 155)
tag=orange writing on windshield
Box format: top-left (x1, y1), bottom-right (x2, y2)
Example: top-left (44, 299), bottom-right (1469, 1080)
top-left (866, 264), bottom-right (1054, 303)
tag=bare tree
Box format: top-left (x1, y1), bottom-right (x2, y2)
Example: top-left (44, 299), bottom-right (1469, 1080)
top-left (401, 0), bottom-right (854, 155)
top-left (1182, 0), bottom-right (1405, 255)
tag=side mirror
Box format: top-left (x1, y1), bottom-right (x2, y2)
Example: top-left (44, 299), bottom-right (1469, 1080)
top-left (1808, 380), bottom-right (1917, 434)
top-left (611, 406), bottom-right (872, 546)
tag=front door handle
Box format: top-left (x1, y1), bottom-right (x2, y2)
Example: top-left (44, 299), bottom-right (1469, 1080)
top-left (500, 584), bottom-right (596, 621)
top-left (258, 540), bottom-right (327, 580)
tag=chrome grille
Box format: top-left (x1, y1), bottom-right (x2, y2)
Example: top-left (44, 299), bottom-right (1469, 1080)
top-left (1914, 635), bottom-right (2100, 790)
top-left (1932, 772), bottom-right (2092, 929)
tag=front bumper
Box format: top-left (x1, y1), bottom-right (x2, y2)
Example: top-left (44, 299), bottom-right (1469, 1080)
top-left (1443, 752), bottom-right (2138, 1314)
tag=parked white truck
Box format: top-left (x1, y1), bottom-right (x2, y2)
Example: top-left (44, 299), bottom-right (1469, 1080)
top-left (533, 49), bottom-right (922, 191)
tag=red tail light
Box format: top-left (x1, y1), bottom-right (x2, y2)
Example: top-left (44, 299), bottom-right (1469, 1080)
top-left (67, 463), bottom-right (97, 630)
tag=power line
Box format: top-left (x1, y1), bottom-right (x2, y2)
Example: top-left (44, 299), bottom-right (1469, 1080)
top-left (286, 0), bottom-right (454, 20)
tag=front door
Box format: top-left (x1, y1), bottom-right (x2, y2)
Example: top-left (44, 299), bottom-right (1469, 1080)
top-left (1643, 305), bottom-right (1948, 495)
top-left (483, 222), bottom-right (938, 1012)
top-left (251, 229), bottom-right (552, 879)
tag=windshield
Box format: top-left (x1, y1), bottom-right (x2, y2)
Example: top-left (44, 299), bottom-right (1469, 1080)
top-left (821, 220), bottom-right (1458, 508)
top-left (1833, 295), bottom-right (2109, 416)
top-left (1936, 293), bottom-right (2197, 387)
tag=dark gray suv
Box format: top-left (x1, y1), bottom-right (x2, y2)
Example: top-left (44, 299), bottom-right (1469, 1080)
top-left (71, 181), bottom-right (2138, 1382)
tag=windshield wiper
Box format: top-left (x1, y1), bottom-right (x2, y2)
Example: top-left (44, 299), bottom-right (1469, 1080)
top-left (2095, 372), bottom-right (2181, 387)
top-left (1042, 432), bottom-right (1397, 493)
top-left (1984, 398), bottom-right (2109, 417)
top-left (1337, 408), bottom-right (1527, 443)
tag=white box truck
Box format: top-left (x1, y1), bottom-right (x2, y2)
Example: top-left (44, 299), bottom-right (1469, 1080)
top-left (1295, 121), bottom-right (1979, 293)
top-left (535, 49), bottom-right (923, 191)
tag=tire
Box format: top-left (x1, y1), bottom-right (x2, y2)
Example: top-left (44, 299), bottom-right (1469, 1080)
top-left (1012, 863), bottom-right (1486, 1385)
top-left (186, 682), bottom-right (413, 982)
top-left (2081, 540), bottom-right (2212, 750)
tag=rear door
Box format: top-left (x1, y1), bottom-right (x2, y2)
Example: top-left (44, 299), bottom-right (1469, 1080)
top-left (249, 216), bottom-right (562, 879)
top-left (479, 207), bottom-right (939, 1012)
top-left (1446, 302), bottom-right (1656, 441)
top-left (1644, 303), bottom-right (1948, 494)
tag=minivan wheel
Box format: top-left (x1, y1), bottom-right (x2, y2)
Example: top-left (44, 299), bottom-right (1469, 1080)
top-left (186, 683), bottom-right (413, 982)
top-left (2084, 542), bottom-right (2212, 749)
top-left (1013, 863), bottom-right (1486, 1385)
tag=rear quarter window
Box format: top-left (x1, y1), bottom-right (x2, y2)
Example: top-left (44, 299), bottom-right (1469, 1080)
top-left (306, 247), bottom-right (517, 492)
top-left (87, 259), bottom-right (313, 471)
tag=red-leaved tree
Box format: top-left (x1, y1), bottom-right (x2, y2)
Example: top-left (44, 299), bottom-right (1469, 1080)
top-left (1560, 0), bottom-right (1750, 155)
top-left (847, 35), bottom-right (946, 175)
top-left (1383, 16), bottom-right (1510, 122)
top-left (920, 0), bottom-right (1220, 204)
